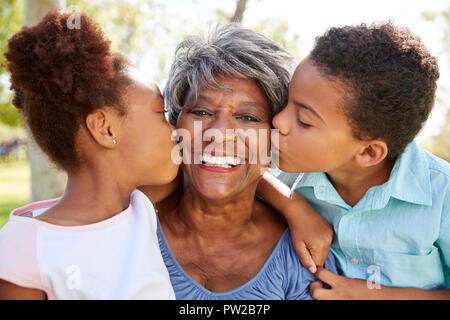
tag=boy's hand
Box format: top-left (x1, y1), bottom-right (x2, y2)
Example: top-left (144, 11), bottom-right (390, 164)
top-left (256, 172), bottom-right (333, 272)
top-left (309, 267), bottom-right (450, 300)
top-left (288, 204), bottom-right (333, 273)
top-left (309, 268), bottom-right (373, 300)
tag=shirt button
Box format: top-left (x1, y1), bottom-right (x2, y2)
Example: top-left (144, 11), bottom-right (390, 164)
top-left (347, 214), bottom-right (354, 218)
top-left (351, 258), bottom-right (359, 265)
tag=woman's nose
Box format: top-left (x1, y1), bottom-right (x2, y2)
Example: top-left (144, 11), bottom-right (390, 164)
top-left (203, 114), bottom-right (235, 143)
top-left (272, 107), bottom-right (290, 136)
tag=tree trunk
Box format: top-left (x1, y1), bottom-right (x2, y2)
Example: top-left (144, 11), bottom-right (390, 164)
top-left (230, 0), bottom-right (248, 23)
top-left (24, 0), bottom-right (68, 201)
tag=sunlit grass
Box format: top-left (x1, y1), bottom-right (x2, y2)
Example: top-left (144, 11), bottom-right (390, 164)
top-left (0, 159), bottom-right (30, 229)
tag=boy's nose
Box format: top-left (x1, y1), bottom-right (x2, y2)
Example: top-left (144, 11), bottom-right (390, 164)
top-left (272, 108), bottom-right (290, 136)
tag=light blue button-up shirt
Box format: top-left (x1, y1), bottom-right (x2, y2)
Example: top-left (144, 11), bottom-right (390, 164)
top-left (273, 141), bottom-right (449, 290)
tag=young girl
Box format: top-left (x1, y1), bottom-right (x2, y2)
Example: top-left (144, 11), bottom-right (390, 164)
top-left (0, 10), bottom-right (179, 299)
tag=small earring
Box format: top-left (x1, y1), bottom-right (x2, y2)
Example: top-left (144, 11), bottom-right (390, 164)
top-left (112, 138), bottom-right (117, 144)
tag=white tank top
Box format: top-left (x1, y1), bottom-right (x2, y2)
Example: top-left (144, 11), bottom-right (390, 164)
top-left (0, 189), bottom-right (175, 300)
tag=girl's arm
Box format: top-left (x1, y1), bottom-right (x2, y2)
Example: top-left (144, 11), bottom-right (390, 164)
top-left (256, 172), bottom-right (333, 273)
top-left (0, 280), bottom-right (46, 300)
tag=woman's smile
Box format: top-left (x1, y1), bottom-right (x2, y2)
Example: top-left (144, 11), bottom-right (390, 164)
top-left (198, 151), bottom-right (244, 171)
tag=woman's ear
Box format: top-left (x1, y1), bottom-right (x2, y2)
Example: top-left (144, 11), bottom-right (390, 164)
top-left (354, 139), bottom-right (388, 168)
top-left (85, 109), bottom-right (118, 148)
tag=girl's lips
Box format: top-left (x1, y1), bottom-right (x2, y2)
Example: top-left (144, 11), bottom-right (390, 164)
top-left (198, 163), bottom-right (242, 173)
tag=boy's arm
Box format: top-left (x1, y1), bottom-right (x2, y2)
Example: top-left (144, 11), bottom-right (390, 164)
top-left (256, 172), bottom-right (333, 273)
top-left (0, 279), bottom-right (46, 300)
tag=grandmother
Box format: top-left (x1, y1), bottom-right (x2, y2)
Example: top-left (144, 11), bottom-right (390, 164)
top-left (153, 24), bottom-right (336, 299)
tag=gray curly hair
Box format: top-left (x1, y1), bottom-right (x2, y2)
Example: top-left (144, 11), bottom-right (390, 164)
top-left (164, 23), bottom-right (296, 125)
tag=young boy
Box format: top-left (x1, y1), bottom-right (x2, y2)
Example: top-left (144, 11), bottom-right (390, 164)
top-left (267, 22), bottom-right (449, 299)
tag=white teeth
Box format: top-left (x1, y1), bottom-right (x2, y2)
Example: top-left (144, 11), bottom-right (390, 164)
top-left (199, 154), bottom-right (243, 168)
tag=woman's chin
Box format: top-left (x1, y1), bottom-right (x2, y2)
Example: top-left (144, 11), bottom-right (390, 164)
top-left (194, 184), bottom-right (237, 202)
top-left (186, 163), bottom-right (263, 202)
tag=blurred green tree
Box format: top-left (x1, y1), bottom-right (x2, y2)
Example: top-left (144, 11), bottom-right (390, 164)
top-left (426, 110), bottom-right (450, 162)
top-left (0, 0), bottom-right (24, 127)
top-left (216, 0), bottom-right (301, 61)
top-left (423, 9), bottom-right (450, 161)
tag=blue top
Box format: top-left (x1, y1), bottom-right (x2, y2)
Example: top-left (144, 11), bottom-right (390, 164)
top-left (156, 218), bottom-right (337, 300)
top-left (273, 140), bottom-right (450, 290)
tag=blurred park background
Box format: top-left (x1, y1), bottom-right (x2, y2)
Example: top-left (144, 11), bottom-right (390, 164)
top-left (0, 0), bottom-right (449, 229)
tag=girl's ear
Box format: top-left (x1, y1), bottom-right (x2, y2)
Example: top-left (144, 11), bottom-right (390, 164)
top-left (354, 139), bottom-right (388, 168)
top-left (85, 109), bottom-right (118, 148)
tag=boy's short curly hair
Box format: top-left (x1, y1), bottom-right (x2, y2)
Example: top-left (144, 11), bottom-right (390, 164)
top-left (5, 9), bottom-right (131, 170)
top-left (310, 22), bottom-right (440, 159)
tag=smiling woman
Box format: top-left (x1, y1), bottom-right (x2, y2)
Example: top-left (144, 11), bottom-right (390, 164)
top-left (143, 24), bottom-right (337, 300)
top-left (178, 76), bottom-right (271, 201)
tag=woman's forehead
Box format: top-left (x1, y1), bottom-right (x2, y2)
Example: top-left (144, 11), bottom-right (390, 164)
top-left (186, 76), bottom-right (269, 107)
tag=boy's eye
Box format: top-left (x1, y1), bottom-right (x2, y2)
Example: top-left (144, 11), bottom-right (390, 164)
top-left (297, 119), bottom-right (311, 128)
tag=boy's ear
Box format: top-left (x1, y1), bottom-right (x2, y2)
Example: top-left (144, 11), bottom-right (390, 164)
top-left (85, 109), bottom-right (118, 148)
top-left (354, 139), bottom-right (388, 168)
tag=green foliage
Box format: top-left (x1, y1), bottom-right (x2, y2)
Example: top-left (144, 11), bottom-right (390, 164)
top-left (252, 19), bottom-right (302, 62)
top-left (422, 8), bottom-right (450, 161)
top-left (0, 159), bottom-right (30, 230)
top-left (216, 0), bottom-right (302, 62)
top-left (0, 0), bottom-right (24, 65)
top-left (425, 109), bottom-right (450, 162)
top-left (65, 0), bottom-right (172, 85)
top-left (423, 9), bottom-right (450, 59)
top-left (0, 0), bottom-right (24, 128)
top-left (65, 0), bottom-right (154, 62)
top-left (0, 103), bottom-right (21, 127)
top-left (0, 0), bottom-right (304, 129)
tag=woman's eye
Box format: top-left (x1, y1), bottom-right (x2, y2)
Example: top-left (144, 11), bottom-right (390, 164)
top-left (190, 110), bottom-right (210, 117)
top-left (237, 115), bottom-right (259, 122)
top-left (297, 119), bottom-right (311, 128)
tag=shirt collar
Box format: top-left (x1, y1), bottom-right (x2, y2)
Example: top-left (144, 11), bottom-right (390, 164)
top-left (291, 140), bottom-right (432, 208)
top-left (291, 171), bottom-right (351, 208)
top-left (386, 140), bottom-right (432, 206)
